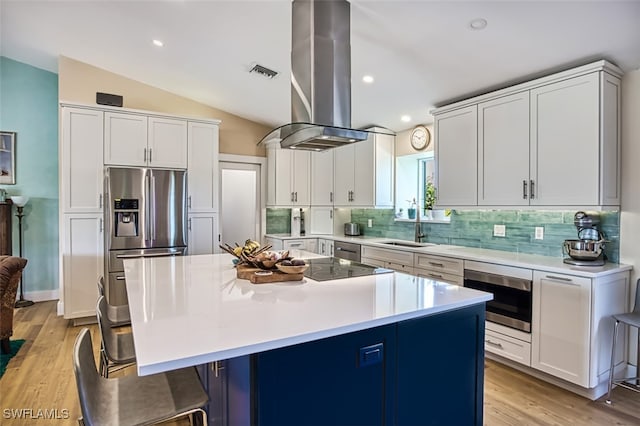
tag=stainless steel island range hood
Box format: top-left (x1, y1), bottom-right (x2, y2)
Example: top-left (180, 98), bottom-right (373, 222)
top-left (259, 0), bottom-right (392, 151)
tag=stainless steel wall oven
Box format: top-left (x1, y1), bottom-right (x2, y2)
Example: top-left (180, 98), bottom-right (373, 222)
top-left (463, 265), bottom-right (533, 333)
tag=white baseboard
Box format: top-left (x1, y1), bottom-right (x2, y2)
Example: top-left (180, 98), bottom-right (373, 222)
top-left (17, 289), bottom-right (59, 303)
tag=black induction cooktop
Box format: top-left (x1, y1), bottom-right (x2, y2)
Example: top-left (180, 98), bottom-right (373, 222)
top-left (303, 257), bottom-right (393, 282)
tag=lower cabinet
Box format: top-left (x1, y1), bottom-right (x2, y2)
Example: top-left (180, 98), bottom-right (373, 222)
top-left (252, 304), bottom-right (485, 426)
top-left (414, 253), bottom-right (464, 286)
top-left (531, 272), bottom-right (591, 386)
top-left (317, 238), bottom-right (334, 256)
top-left (361, 246), bottom-right (415, 274)
top-left (528, 270), bottom-right (629, 390)
top-left (61, 214), bottom-right (104, 319)
top-left (188, 213), bottom-right (219, 255)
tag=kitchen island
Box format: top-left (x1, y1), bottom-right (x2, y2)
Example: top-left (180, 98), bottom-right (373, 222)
top-left (124, 252), bottom-right (492, 426)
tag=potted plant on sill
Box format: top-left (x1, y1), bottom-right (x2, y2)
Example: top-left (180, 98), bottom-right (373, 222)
top-left (424, 179), bottom-right (436, 219)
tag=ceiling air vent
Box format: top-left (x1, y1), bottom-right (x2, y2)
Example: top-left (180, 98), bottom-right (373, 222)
top-left (249, 63), bottom-right (278, 79)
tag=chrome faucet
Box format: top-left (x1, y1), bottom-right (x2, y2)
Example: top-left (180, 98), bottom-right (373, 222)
top-left (415, 202), bottom-right (426, 243)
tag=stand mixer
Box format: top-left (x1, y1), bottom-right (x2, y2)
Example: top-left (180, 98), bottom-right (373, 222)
top-left (563, 211), bottom-right (606, 266)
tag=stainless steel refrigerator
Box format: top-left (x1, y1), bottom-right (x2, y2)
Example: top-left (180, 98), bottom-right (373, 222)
top-left (104, 167), bottom-right (187, 306)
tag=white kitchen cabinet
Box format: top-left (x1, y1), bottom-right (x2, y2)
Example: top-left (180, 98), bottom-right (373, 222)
top-left (317, 239), bottom-right (334, 256)
top-left (531, 272), bottom-right (591, 386)
top-left (333, 130), bottom-right (394, 207)
top-left (478, 92), bottom-right (530, 206)
top-left (529, 72), bottom-right (618, 206)
top-left (188, 121), bottom-right (220, 213)
top-left (148, 116), bottom-right (188, 169)
top-left (60, 106), bottom-right (104, 213)
top-left (414, 254), bottom-right (464, 286)
top-left (61, 214), bottom-right (104, 319)
top-left (267, 146), bottom-right (310, 207)
top-left (434, 105), bottom-right (478, 206)
top-left (188, 213), bottom-right (219, 255)
top-left (531, 270), bottom-right (629, 389)
top-left (104, 112), bottom-right (187, 168)
top-left (432, 60), bottom-right (622, 209)
top-left (361, 246), bottom-right (414, 274)
top-left (264, 237), bottom-right (283, 251)
top-left (309, 207), bottom-right (333, 235)
top-left (311, 150), bottom-right (334, 205)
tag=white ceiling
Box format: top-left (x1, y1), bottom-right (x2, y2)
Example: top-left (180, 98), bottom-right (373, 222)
top-left (2, 0), bottom-right (640, 132)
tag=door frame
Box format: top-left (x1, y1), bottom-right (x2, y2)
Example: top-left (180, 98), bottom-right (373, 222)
top-left (219, 154), bottom-right (267, 245)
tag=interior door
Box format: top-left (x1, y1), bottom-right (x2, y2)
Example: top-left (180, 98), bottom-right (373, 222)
top-left (220, 162), bottom-right (261, 247)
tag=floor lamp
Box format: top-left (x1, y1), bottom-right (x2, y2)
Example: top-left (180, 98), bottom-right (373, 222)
top-left (11, 196), bottom-right (33, 308)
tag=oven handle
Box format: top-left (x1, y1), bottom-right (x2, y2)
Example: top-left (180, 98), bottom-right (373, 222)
top-left (464, 269), bottom-right (532, 292)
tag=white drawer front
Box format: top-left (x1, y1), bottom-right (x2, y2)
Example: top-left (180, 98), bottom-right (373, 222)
top-left (415, 268), bottom-right (463, 286)
top-left (485, 330), bottom-right (531, 366)
top-left (386, 262), bottom-right (414, 275)
top-left (361, 257), bottom-right (387, 268)
top-left (362, 246), bottom-right (414, 265)
top-left (283, 240), bottom-right (306, 250)
top-left (414, 254), bottom-right (463, 276)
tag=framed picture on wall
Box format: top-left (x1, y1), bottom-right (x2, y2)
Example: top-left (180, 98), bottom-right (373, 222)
top-left (0, 131), bottom-right (16, 185)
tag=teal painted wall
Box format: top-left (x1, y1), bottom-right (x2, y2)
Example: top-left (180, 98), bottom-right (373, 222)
top-left (350, 209), bottom-right (620, 263)
top-left (0, 57), bottom-right (59, 293)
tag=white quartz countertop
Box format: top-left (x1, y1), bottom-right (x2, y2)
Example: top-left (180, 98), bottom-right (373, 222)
top-left (265, 234), bottom-right (632, 278)
top-left (123, 252), bottom-right (492, 376)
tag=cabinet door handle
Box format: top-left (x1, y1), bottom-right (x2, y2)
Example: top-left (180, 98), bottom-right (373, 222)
top-left (116, 276), bottom-right (126, 281)
top-left (330, 192), bottom-right (333, 203)
top-left (188, 196), bottom-right (192, 209)
top-left (486, 340), bottom-right (504, 349)
top-left (295, 192), bottom-right (298, 202)
top-left (99, 193), bottom-right (103, 208)
top-left (428, 262), bottom-right (444, 267)
top-left (291, 192), bottom-right (294, 202)
top-left (143, 148), bottom-right (147, 162)
top-left (149, 148), bottom-right (153, 163)
top-left (522, 180), bottom-right (528, 199)
top-left (99, 218), bottom-right (103, 232)
top-left (530, 180), bottom-right (535, 199)
top-left (330, 210), bottom-right (333, 219)
top-left (188, 218), bottom-right (192, 231)
top-left (428, 273), bottom-right (443, 279)
top-left (545, 275), bottom-right (577, 285)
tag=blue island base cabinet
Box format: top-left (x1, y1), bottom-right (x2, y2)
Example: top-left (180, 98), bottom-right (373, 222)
top-left (252, 303), bottom-right (486, 426)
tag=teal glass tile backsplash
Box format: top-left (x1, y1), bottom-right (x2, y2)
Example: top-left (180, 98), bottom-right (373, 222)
top-left (266, 208), bottom-right (291, 234)
top-left (349, 209), bottom-right (620, 263)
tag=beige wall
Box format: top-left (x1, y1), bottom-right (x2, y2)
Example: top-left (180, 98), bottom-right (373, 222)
top-left (395, 124), bottom-right (434, 157)
top-left (620, 68), bottom-right (640, 284)
top-left (58, 56), bottom-right (269, 156)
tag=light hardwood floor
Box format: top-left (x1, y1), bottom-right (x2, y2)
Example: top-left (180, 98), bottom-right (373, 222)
top-left (1, 301), bottom-right (640, 425)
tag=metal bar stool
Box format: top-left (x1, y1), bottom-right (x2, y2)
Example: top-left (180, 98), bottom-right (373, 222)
top-left (97, 277), bottom-right (131, 327)
top-left (606, 278), bottom-right (640, 404)
top-left (96, 296), bottom-right (136, 377)
top-left (73, 328), bottom-right (208, 425)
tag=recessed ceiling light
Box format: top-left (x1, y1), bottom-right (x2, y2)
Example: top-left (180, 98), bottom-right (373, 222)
top-left (401, 115), bottom-right (411, 122)
top-left (152, 39), bottom-right (164, 47)
top-left (362, 75), bottom-right (374, 84)
top-left (469, 18), bottom-right (487, 30)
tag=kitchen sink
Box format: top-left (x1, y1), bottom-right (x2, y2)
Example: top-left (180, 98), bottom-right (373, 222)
top-left (378, 241), bottom-right (435, 248)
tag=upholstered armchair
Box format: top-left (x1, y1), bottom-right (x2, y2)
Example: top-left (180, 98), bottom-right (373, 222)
top-left (0, 256), bottom-right (28, 354)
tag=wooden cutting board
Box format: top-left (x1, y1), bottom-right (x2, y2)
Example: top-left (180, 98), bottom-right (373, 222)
top-left (236, 264), bottom-right (304, 284)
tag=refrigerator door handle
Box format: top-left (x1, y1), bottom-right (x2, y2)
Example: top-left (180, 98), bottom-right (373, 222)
top-left (151, 174), bottom-right (157, 241)
top-left (145, 172), bottom-right (151, 240)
